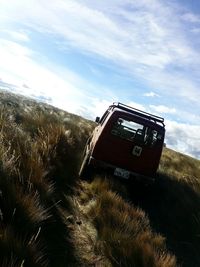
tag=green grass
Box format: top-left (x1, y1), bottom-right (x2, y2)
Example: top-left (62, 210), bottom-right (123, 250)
top-left (1, 91), bottom-right (200, 266)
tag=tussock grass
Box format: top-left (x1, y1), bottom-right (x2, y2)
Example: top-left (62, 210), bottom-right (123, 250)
top-left (76, 147), bottom-right (200, 267)
top-left (159, 147), bottom-right (200, 192)
top-left (77, 178), bottom-right (177, 267)
top-left (128, 147), bottom-right (200, 267)
top-left (0, 101), bottom-right (93, 266)
top-left (1, 91), bottom-right (200, 266)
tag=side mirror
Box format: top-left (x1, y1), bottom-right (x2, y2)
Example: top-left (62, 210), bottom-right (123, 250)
top-left (95, 116), bottom-right (100, 123)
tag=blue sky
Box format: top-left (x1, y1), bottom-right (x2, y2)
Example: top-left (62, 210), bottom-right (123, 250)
top-left (0, 0), bottom-right (200, 159)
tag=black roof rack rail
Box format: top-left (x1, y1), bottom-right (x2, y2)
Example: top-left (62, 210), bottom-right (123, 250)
top-left (111, 102), bottom-right (165, 126)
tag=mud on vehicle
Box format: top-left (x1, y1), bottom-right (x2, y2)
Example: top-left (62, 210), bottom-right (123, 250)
top-left (79, 102), bottom-right (165, 183)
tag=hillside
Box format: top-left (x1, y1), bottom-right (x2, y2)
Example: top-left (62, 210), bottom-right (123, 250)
top-left (0, 90), bottom-right (200, 267)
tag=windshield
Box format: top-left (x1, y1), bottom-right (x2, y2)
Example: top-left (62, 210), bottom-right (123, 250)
top-left (111, 117), bottom-right (163, 146)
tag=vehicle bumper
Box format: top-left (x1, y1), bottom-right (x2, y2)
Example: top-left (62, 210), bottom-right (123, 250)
top-left (89, 156), bottom-right (155, 184)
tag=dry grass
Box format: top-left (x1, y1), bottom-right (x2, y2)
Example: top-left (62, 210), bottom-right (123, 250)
top-left (159, 147), bottom-right (200, 192)
top-left (128, 147), bottom-right (200, 267)
top-left (77, 178), bottom-right (177, 267)
top-left (1, 91), bottom-right (200, 267)
top-left (75, 147), bottom-right (200, 267)
top-left (0, 103), bottom-right (92, 266)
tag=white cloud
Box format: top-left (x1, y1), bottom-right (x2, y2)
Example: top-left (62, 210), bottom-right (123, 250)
top-left (0, 39), bottom-right (91, 113)
top-left (127, 101), bottom-right (146, 111)
top-left (150, 105), bottom-right (176, 115)
top-left (166, 120), bottom-right (200, 159)
top-left (1, 0), bottom-right (197, 105)
top-left (137, 67), bottom-right (200, 103)
top-left (0, 1), bottom-right (198, 67)
top-left (0, 0), bottom-right (200, 158)
top-left (3, 30), bottom-right (30, 42)
top-left (181, 13), bottom-right (200, 23)
top-left (191, 27), bottom-right (200, 33)
top-left (143, 91), bottom-right (159, 97)
top-left (87, 99), bottom-right (115, 119)
top-left (0, 37), bottom-right (120, 116)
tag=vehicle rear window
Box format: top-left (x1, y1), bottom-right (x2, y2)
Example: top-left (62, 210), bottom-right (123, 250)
top-left (111, 117), bottom-right (162, 146)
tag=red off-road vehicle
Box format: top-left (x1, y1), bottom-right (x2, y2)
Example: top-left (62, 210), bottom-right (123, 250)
top-left (79, 102), bottom-right (165, 182)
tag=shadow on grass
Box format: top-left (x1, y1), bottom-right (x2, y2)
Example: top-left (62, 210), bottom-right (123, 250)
top-left (126, 174), bottom-right (200, 267)
top-left (0, 171), bottom-right (80, 267)
top-left (40, 205), bottom-right (79, 267)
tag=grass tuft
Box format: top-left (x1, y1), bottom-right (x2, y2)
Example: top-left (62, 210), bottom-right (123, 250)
top-left (77, 177), bottom-right (177, 267)
top-left (0, 100), bottom-right (92, 266)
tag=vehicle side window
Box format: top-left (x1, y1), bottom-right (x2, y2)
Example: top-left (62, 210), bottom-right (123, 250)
top-left (144, 128), bottom-right (163, 146)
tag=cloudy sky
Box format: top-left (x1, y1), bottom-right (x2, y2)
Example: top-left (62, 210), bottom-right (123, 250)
top-left (0, 0), bottom-right (200, 159)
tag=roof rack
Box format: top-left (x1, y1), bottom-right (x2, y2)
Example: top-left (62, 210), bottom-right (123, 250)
top-left (111, 102), bottom-right (165, 126)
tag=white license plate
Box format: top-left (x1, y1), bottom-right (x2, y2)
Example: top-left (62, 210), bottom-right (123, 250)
top-left (114, 168), bottom-right (130, 179)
